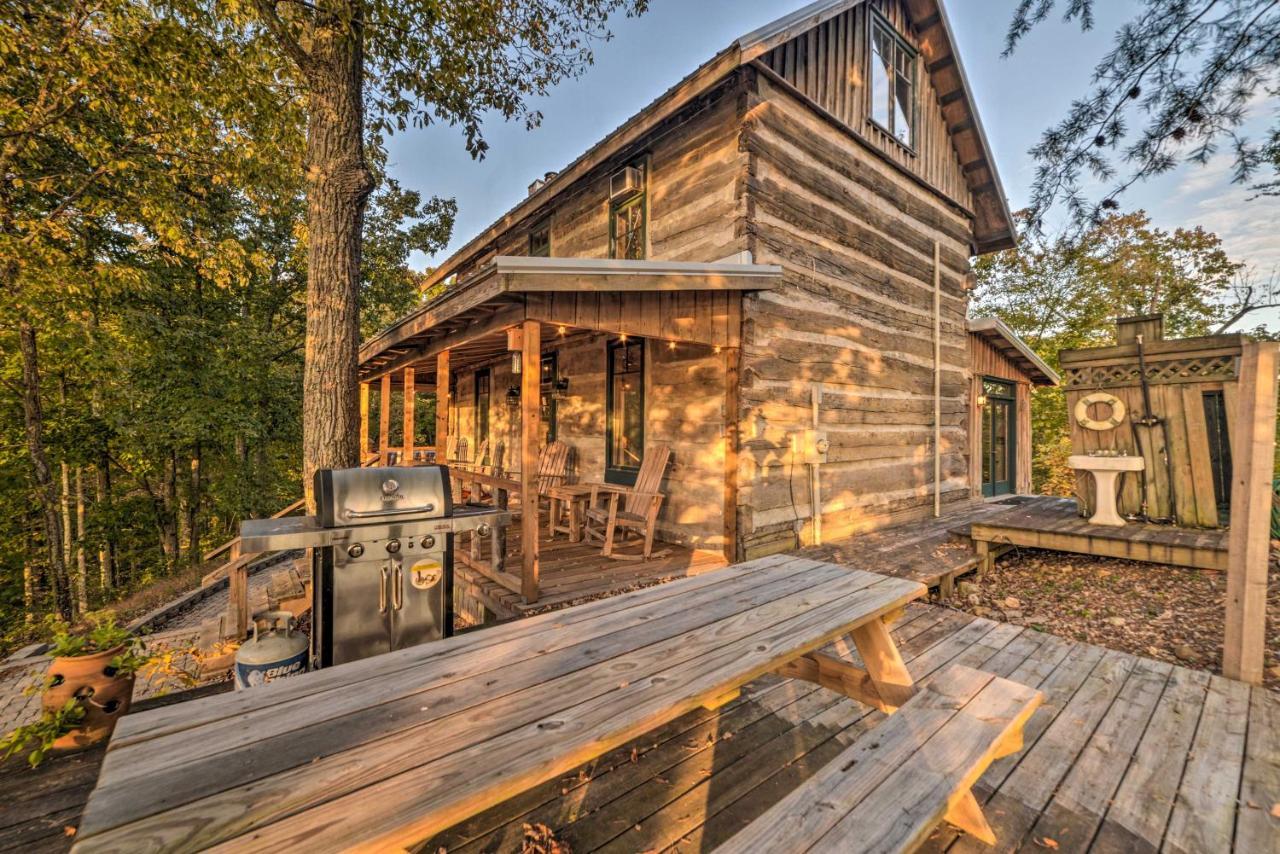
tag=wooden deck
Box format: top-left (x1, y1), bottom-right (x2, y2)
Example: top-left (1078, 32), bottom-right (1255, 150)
top-left (965, 496), bottom-right (1229, 572)
top-left (420, 602), bottom-right (1278, 853)
top-left (455, 525), bottom-right (728, 620)
top-left (797, 499), bottom-right (1017, 595)
top-left (3, 602), bottom-right (1275, 852)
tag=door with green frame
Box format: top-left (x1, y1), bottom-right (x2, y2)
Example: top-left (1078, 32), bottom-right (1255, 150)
top-left (980, 378), bottom-right (1017, 497)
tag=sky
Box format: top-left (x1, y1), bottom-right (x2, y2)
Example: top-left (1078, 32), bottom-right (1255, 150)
top-left (384, 0), bottom-right (1280, 300)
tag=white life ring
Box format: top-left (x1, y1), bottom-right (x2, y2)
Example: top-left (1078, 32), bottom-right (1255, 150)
top-left (1075, 392), bottom-right (1127, 431)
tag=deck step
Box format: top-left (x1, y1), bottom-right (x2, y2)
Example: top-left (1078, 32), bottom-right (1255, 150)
top-left (715, 664), bottom-right (1042, 853)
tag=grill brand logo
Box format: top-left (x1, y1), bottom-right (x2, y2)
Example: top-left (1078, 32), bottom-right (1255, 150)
top-left (381, 478), bottom-right (404, 503)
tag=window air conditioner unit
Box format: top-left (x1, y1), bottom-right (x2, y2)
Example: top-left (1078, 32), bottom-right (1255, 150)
top-left (609, 165), bottom-right (644, 202)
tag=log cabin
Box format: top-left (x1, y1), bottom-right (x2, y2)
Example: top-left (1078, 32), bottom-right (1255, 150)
top-left (356, 0), bottom-right (1057, 614)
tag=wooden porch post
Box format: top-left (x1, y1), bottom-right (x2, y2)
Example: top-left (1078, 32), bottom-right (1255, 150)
top-left (521, 319), bottom-right (541, 603)
top-left (1223, 339), bottom-right (1279, 683)
top-left (378, 374), bottom-right (392, 465)
top-left (402, 367), bottom-right (415, 464)
top-left (436, 350), bottom-right (450, 462)
top-left (359, 382), bottom-right (370, 461)
top-left (723, 347), bottom-right (740, 563)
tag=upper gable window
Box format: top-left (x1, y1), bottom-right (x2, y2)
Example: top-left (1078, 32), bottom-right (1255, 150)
top-left (869, 14), bottom-right (916, 148)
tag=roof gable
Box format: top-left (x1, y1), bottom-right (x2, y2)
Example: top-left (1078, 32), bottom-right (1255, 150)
top-left (422, 0), bottom-right (1012, 292)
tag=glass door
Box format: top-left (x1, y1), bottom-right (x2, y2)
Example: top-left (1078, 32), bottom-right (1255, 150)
top-left (981, 378), bottom-right (1016, 497)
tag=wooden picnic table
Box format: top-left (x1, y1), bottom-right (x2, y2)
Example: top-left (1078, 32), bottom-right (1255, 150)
top-left (72, 554), bottom-right (924, 853)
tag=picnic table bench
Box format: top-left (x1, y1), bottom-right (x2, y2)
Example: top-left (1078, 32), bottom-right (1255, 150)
top-left (72, 554), bottom-right (1033, 852)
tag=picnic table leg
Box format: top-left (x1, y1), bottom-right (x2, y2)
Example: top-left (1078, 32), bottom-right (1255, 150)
top-left (848, 617), bottom-right (916, 711)
top-left (945, 791), bottom-right (996, 845)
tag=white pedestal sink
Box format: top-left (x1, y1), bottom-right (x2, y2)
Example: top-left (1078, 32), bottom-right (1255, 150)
top-left (1067, 454), bottom-right (1145, 527)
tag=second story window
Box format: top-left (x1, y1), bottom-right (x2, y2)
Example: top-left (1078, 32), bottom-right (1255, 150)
top-left (529, 219), bottom-right (551, 257)
top-left (609, 161), bottom-right (647, 260)
top-left (869, 14), bottom-right (916, 148)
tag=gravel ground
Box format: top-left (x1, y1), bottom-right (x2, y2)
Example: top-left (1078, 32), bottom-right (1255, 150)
top-left (949, 547), bottom-right (1280, 693)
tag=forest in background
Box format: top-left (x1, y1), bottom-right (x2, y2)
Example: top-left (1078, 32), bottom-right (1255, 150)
top-left (973, 210), bottom-right (1280, 496)
top-left (0, 0), bottom-right (453, 648)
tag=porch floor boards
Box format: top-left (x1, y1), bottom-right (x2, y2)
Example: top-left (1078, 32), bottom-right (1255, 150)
top-left (795, 499), bottom-right (1017, 591)
top-left (455, 524), bottom-right (729, 620)
top-left (419, 601), bottom-right (1278, 854)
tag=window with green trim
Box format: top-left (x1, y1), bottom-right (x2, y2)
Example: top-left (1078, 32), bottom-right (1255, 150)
top-left (869, 13), bottom-right (916, 147)
top-left (609, 163), bottom-right (647, 260)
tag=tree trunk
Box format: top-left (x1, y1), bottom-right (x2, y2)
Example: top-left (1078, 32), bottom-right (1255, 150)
top-left (300, 8), bottom-right (374, 512)
top-left (17, 319), bottom-right (71, 619)
top-left (187, 443), bottom-right (202, 563)
top-left (23, 558), bottom-right (35, 624)
top-left (75, 466), bottom-right (88, 613)
top-left (60, 460), bottom-right (75, 610)
top-left (162, 449), bottom-right (179, 566)
top-left (97, 458), bottom-right (114, 590)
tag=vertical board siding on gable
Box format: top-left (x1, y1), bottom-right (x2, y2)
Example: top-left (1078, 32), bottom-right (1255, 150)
top-left (759, 0), bottom-right (973, 210)
top-left (738, 69), bottom-right (975, 556)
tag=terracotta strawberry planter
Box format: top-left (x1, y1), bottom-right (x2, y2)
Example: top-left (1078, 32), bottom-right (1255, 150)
top-left (42, 645), bottom-right (135, 750)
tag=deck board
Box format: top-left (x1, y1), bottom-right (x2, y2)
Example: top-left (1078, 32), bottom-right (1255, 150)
top-left (457, 524), bottom-right (728, 619)
top-left (966, 496), bottom-right (1229, 571)
top-left (419, 605), bottom-right (1278, 854)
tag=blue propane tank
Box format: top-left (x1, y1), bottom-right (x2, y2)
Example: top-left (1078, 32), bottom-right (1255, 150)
top-left (234, 611), bottom-right (309, 690)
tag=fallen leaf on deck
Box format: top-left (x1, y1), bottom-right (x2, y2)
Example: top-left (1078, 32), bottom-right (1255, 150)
top-left (1038, 837), bottom-right (1059, 850)
top-left (1271, 803), bottom-right (1280, 818)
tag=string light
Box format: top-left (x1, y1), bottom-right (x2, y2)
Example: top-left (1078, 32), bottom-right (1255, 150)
top-left (557, 325), bottom-right (567, 336)
top-left (667, 340), bottom-right (676, 350)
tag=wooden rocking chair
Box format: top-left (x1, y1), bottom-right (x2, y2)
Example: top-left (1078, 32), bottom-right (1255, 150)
top-left (582, 444), bottom-right (671, 560)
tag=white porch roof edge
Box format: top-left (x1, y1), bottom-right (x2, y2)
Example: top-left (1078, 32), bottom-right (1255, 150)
top-left (492, 254), bottom-right (784, 285)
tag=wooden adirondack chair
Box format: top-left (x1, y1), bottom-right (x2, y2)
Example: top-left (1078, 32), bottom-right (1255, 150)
top-left (510, 441), bottom-right (570, 512)
top-left (582, 444), bottom-right (672, 560)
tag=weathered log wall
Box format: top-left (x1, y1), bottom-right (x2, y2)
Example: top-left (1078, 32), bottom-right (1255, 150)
top-left (449, 75), bottom-right (749, 283)
top-left (737, 68), bottom-right (977, 557)
top-left (451, 333), bottom-right (728, 549)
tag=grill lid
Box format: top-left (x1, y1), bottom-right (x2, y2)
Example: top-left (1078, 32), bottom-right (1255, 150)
top-left (314, 466), bottom-right (453, 528)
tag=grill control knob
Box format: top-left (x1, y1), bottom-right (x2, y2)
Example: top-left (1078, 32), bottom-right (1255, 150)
top-left (477, 523), bottom-right (491, 538)
top-left (347, 543), bottom-right (364, 558)
top-left (419, 534), bottom-right (436, 550)
top-left (385, 539), bottom-right (401, 554)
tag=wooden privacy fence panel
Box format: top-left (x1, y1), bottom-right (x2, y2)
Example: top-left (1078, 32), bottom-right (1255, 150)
top-left (1060, 333), bottom-right (1245, 528)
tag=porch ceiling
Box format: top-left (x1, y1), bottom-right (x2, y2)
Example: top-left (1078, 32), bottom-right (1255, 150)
top-left (359, 255), bottom-right (780, 382)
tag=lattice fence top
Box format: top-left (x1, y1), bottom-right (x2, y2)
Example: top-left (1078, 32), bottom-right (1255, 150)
top-left (1063, 354), bottom-right (1237, 389)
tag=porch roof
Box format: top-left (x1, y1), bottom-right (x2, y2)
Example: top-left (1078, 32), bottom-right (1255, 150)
top-left (359, 255), bottom-right (781, 383)
top-left (967, 316), bottom-right (1060, 387)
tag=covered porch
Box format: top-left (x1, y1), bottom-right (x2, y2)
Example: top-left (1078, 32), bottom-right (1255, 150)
top-left (356, 255), bottom-right (781, 612)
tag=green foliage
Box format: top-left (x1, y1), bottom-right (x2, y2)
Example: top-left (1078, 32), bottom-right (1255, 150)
top-left (45, 611), bottom-right (134, 657)
top-left (0, 698), bottom-right (85, 769)
top-left (975, 210), bottom-right (1252, 493)
top-left (0, 0), bottom-right (456, 641)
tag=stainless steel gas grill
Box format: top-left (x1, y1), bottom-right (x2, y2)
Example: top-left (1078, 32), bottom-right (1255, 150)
top-left (240, 465), bottom-right (508, 668)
